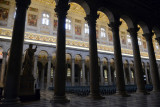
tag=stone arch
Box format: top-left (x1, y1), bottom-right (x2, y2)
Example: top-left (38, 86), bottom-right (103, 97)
top-left (138, 22), bottom-right (150, 34)
top-left (120, 15), bottom-right (134, 29)
top-left (66, 53), bottom-right (72, 63)
top-left (153, 26), bottom-right (160, 38)
top-left (69, 0), bottom-right (90, 15)
top-left (38, 50), bottom-right (48, 62)
top-left (98, 7), bottom-right (115, 23)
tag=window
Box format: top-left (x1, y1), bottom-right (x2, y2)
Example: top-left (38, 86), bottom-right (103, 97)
top-left (127, 35), bottom-right (131, 43)
top-left (14, 8), bottom-right (17, 18)
top-left (138, 37), bottom-right (142, 45)
top-left (65, 18), bottom-right (71, 30)
top-left (84, 24), bottom-right (89, 34)
top-left (42, 13), bottom-right (50, 25)
top-left (100, 28), bottom-right (106, 37)
top-left (67, 68), bottom-right (71, 77)
top-left (155, 42), bottom-right (159, 50)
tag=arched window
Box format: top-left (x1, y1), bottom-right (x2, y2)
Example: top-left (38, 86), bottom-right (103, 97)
top-left (65, 18), bottom-right (71, 30)
top-left (84, 24), bottom-right (89, 34)
top-left (127, 35), bottom-right (131, 44)
top-left (42, 13), bottom-right (50, 25)
top-left (138, 37), bottom-right (142, 45)
top-left (14, 8), bottom-right (17, 18)
top-left (100, 28), bottom-right (106, 37)
top-left (155, 42), bottom-right (159, 50)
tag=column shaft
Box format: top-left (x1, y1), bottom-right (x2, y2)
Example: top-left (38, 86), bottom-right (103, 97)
top-left (100, 62), bottom-right (104, 85)
top-left (82, 60), bottom-right (86, 86)
top-left (123, 64), bottom-right (127, 85)
top-left (128, 64), bottom-right (132, 84)
top-left (51, 2), bottom-right (70, 103)
top-left (107, 62), bottom-right (112, 85)
top-left (128, 28), bottom-right (146, 93)
top-left (33, 56), bottom-right (38, 80)
top-left (47, 56), bottom-right (52, 90)
top-left (109, 21), bottom-right (126, 95)
top-left (2, 0), bottom-right (31, 104)
top-left (144, 33), bottom-right (160, 91)
top-left (41, 66), bottom-right (45, 90)
top-left (145, 65), bottom-right (149, 84)
top-left (85, 12), bottom-right (103, 99)
top-left (71, 59), bottom-right (75, 86)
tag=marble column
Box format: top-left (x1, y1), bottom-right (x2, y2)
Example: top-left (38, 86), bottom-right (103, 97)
top-left (107, 61), bottom-right (112, 85)
top-left (143, 33), bottom-right (160, 92)
top-left (46, 56), bottom-right (52, 90)
top-left (33, 55), bottom-right (38, 80)
top-left (128, 64), bottom-right (132, 84)
top-left (145, 64), bottom-right (149, 84)
top-left (0, 52), bottom-right (7, 87)
top-left (51, 1), bottom-right (70, 103)
top-left (109, 20), bottom-right (127, 96)
top-left (100, 61), bottom-right (104, 85)
top-left (41, 65), bottom-right (45, 90)
top-left (128, 28), bottom-right (146, 93)
top-left (33, 55), bottom-right (38, 89)
top-left (85, 12), bottom-right (104, 99)
top-left (1, 0), bottom-right (31, 105)
top-left (71, 59), bottom-right (75, 86)
top-left (123, 64), bottom-right (127, 85)
top-left (82, 60), bottom-right (86, 86)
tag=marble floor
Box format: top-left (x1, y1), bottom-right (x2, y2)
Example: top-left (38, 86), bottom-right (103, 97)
top-left (17, 90), bottom-right (160, 107)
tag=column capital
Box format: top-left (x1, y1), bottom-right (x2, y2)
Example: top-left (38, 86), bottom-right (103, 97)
top-left (55, 3), bottom-right (70, 18)
top-left (48, 56), bottom-right (52, 61)
top-left (84, 13), bottom-right (99, 26)
top-left (108, 21), bottom-right (122, 31)
top-left (16, 0), bottom-right (31, 9)
top-left (143, 32), bottom-right (154, 41)
top-left (127, 27), bottom-right (140, 38)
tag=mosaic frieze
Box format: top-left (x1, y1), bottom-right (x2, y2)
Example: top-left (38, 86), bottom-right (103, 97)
top-left (0, 28), bottom-right (159, 59)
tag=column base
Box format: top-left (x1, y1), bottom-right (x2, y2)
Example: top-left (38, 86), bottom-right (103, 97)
top-left (136, 90), bottom-right (150, 95)
top-left (50, 96), bottom-right (70, 104)
top-left (152, 89), bottom-right (160, 92)
top-left (88, 93), bottom-right (105, 100)
top-left (115, 91), bottom-right (130, 97)
top-left (0, 97), bottom-right (21, 107)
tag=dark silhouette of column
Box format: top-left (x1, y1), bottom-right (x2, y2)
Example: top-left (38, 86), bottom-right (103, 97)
top-left (128, 28), bottom-right (147, 94)
top-left (51, 1), bottom-right (70, 103)
top-left (143, 33), bottom-right (160, 92)
top-left (0, 0), bottom-right (31, 105)
top-left (109, 20), bottom-right (128, 96)
top-left (85, 11), bottom-right (104, 99)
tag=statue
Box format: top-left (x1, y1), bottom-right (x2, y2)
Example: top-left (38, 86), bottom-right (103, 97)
top-left (23, 44), bottom-right (37, 75)
top-left (19, 44), bottom-right (38, 99)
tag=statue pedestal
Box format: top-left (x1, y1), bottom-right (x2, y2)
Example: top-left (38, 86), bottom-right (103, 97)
top-left (19, 75), bottom-right (38, 101)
